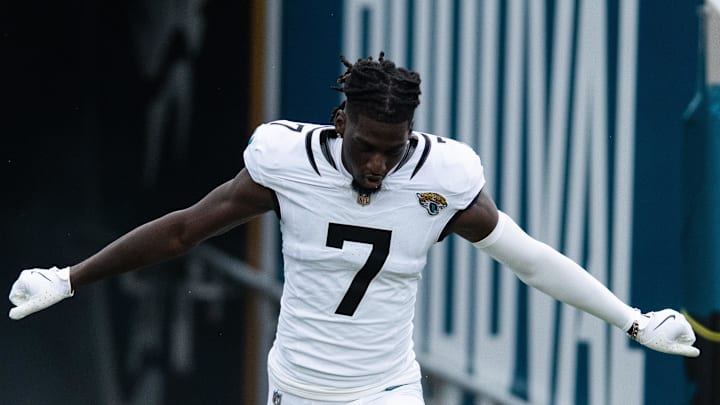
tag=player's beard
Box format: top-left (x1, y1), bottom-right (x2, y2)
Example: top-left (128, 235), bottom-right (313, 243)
top-left (351, 179), bottom-right (381, 196)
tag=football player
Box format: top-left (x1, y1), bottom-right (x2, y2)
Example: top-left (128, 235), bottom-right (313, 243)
top-left (9, 54), bottom-right (699, 405)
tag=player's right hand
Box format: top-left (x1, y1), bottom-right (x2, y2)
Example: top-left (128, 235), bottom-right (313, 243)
top-left (8, 266), bottom-right (74, 320)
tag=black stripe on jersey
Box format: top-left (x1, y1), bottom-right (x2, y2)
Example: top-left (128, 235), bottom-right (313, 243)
top-left (305, 131), bottom-right (321, 176)
top-left (410, 133), bottom-right (432, 179)
top-left (319, 129), bottom-right (338, 170)
top-left (269, 120), bottom-right (324, 176)
top-left (270, 121), bottom-right (305, 133)
top-left (305, 127), bottom-right (338, 176)
top-left (391, 134), bottom-right (418, 174)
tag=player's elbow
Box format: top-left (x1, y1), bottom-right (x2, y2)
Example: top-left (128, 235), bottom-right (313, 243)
top-left (160, 212), bottom-right (201, 258)
top-left (169, 233), bottom-right (197, 257)
top-left (174, 225), bottom-right (204, 257)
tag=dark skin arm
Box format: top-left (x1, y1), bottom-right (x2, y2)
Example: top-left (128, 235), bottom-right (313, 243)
top-left (70, 168), bottom-right (494, 289)
top-left (445, 189), bottom-right (500, 243)
top-left (70, 169), bottom-right (274, 289)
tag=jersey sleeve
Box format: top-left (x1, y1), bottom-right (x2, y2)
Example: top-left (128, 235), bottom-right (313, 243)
top-left (243, 121), bottom-right (306, 190)
top-left (243, 122), bottom-right (275, 188)
top-left (460, 143), bottom-right (486, 208)
top-left (435, 138), bottom-right (486, 210)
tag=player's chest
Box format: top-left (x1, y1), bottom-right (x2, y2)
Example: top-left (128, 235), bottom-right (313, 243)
top-left (277, 183), bottom-right (454, 264)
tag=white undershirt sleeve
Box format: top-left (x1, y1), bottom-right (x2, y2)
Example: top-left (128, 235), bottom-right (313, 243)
top-left (474, 211), bottom-right (637, 331)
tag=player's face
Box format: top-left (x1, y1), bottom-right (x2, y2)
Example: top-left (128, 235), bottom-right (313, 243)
top-left (335, 110), bottom-right (412, 191)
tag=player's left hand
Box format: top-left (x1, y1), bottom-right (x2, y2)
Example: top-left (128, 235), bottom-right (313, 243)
top-left (8, 266), bottom-right (74, 320)
top-left (630, 309), bottom-right (700, 357)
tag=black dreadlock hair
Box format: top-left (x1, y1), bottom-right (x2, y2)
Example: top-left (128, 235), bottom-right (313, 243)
top-left (331, 52), bottom-right (421, 124)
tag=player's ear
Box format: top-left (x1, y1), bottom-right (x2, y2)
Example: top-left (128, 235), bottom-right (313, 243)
top-left (334, 109), bottom-right (346, 136)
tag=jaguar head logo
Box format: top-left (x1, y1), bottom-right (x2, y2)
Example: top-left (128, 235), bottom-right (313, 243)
top-left (417, 192), bottom-right (448, 216)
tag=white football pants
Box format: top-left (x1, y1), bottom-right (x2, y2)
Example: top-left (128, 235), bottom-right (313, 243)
top-left (266, 373), bottom-right (424, 405)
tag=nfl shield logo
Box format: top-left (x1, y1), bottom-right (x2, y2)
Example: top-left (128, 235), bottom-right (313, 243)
top-left (272, 390), bottom-right (282, 405)
top-left (357, 192), bottom-right (371, 206)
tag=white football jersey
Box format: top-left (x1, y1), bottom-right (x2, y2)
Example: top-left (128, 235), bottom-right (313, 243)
top-left (243, 120), bottom-right (485, 401)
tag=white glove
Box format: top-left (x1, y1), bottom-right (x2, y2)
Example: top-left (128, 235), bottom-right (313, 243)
top-left (628, 309), bottom-right (700, 357)
top-left (8, 266), bottom-right (74, 320)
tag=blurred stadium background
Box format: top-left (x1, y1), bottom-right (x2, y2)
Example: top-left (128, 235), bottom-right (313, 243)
top-left (2, 0), bottom-right (718, 404)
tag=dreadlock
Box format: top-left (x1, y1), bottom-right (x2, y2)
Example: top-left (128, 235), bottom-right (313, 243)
top-left (331, 52), bottom-right (421, 124)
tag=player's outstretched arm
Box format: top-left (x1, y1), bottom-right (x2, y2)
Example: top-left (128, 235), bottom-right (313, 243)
top-left (9, 169), bottom-right (275, 320)
top-left (448, 190), bottom-right (699, 358)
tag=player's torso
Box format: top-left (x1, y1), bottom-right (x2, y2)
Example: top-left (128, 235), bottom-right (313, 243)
top-left (263, 121), bottom-right (464, 315)
top-left (243, 120), bottom-right (484, 397)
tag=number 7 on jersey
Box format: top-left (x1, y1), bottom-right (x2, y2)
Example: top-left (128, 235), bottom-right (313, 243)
top-left (326, 223), bottom-right (392, 316)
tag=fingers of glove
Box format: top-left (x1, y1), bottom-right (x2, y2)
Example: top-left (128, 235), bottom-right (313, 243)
top-left (640, 333), bottom-right (699, 357)
top-left (9, 299), bottom-right (53, 320)
top-left (9, 304), bottom-right (35, 320)
top-left (673, 323), bottom-right (697, 346)
top-left (8, 270), bottom-right (34, 306)
top-left (666, 316), bottom-right (699, 357)
top-left (8, 290), bottom-right (69, 320)
top-left (676, 345), bottom-right (701, 358)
